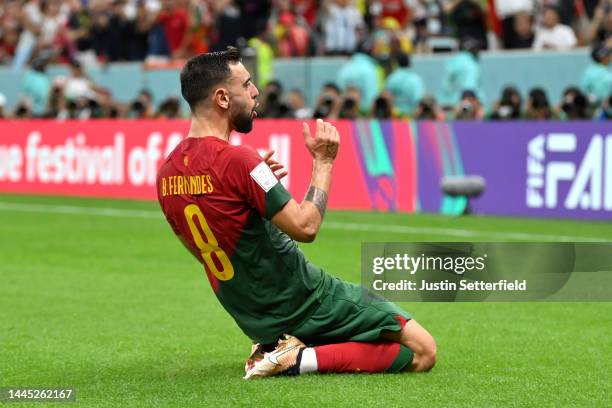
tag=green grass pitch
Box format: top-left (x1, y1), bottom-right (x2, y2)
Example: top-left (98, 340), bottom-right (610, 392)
top-left (1, 194), bottom-right (611, 407)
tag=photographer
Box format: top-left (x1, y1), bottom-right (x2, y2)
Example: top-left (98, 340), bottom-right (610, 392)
top-left (256, 80), bottom-right (293, 118)
top-left (453, 89), bottom-right (485, 120)
top-left (155, 96), bottom-right (182, 119)
top-left (371, 91), bottom-right (393, 119)
top-left (490, 86), bottom-right (522, 120)
top-left (414, 96), bottom-right (445, 120)
top-left (313, 83), bottom-right (342, 119)
top-left (580, 43), bottom-right (612, 107)
top-left (559, 87), bottom-right (590, 119)
top-left (525, 88), bottom-right (554, 119)
top-left (129, 89), bottom-right (155, 119)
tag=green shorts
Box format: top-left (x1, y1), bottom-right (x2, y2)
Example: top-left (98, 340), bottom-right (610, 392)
top-left (290, 274), bottom-right (412, 346)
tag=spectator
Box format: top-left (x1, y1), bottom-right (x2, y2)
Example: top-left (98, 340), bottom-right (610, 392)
top-left (410, 0), bottom-right (446, 53)
top-left (12, 0), bottom-right (43, 71)
top-left (293, 0), bottom-right (318, 28)
top-left (368, 0), bottom-right (412, 28)
top-left (585, 1), bottom-right (612, 45)
top-left (39, 0), bottom-right (66, 57)
top-left (414, 95), bottom-right (445, 120)
top-left (559, 87), bottom-right (590, 119)
top-left (525, 87), bottom-right (554, 119)
top-left (454, 89), bottom-right (485, 119)
top-left (371, 90), bottom-right (394, 119)
top-left (89, 2), bottom-right (114, 61)
top-left (186, 0), bottom-right (214, 56)
top-left (532, 7), bottom-right (577, 50)
top-left (66, 0), bottom-right (95, 64)
top-left (445, 0), bottom-right (488, 50)
top-left (370, 17), bottom-right (413, 71)
top-left (0, 92), bottom-right (7, 118)
top-left (210, 1), bottom-right (242, 52)
top-left (274, 9), bottom-right (310, 57)
top-left (239, 0), bottom-right (272, 41)
top-left (44, 79), bottom-right (69, 119)
top-left (155, 96), bottom-right (182, 118)
top-left (490, 86), bottom-right (523, 119)
top-left (322, 0), bottom-right (365, 55)
top-left (595, 94), bottom-right (612, 119)
top-left (257, 80), bottom-right (292, 117)
top-left (580, 43), bottom-right (612, 105)
top-left (22, 56), bottom-right (51, 117)
top-left (506, 11), bottom-right (535, 48)
top-left (287, 89), bottom-right (313, 119)
top-left (338, 86), bottom-right (361, 119)
top-left (313, 82), bottom-right (342, 119)
top-left (157, 0), bottom-right (190, 59)
top-left (1, 0), bottom-right (22, 64)
top-left (105, 0), bottom-right (132, 62)
top-left (337, 51), bottom-right (381, 113)
top-left (247, 21), bottom-right (275, 88)
top-left (13, 98), bottom-right (34, 118)
top-left (438, 38), bottom-right (482, 107)
top-left (411, 18), bottom-right (430, 54)
top-left (124, 0), bottom-right (155, 61)
top-left (129, 89), bottom-right (155, 118)
top-left (64, 60), bottom-right (96, 102)
top-left (92, 88), bottom-right (120, 118)
top-left (385, 53), bottom-right (425, 117)
top-left (494, 0), bottom-right (534, 49)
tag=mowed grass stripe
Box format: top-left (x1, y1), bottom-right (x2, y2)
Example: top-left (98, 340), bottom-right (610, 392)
top-left (0, 200), bottom-right (609, 242)
top-left (1, 195), bottom-right (612, 407)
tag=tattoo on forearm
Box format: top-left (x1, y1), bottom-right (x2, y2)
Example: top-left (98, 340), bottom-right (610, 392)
top-left (305, 186), bottom-right (328, 218)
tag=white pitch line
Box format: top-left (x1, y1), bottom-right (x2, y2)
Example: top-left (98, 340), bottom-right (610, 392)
top-left (0, 201), bottom-right (609, 242)
top-left (0, 201), bottom-right (160, 219)
top-left (324, 221), bottom-right (608, 242)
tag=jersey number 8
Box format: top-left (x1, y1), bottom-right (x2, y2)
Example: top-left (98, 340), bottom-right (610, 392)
top-left (184, 204), bottom-right (235, 281)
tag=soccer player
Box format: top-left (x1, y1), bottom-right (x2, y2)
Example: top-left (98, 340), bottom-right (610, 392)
top-left (157, 47), bottom-right (436, 378)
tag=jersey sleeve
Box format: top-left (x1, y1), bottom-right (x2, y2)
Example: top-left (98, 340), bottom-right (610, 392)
top-left (225, 146), bottom-right (292, 219)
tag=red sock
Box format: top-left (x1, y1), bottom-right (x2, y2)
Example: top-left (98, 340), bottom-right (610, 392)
top-left (313, 341), bottom-right (412, 373)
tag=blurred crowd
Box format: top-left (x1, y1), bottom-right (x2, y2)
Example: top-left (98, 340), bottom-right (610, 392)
top-left (255, 42), bottom-right (611, 121)
top-left (0, 44), bottom-right (609, 120)
top-left (0, 58), bottom-right (182, 119)
top-left (0, 0), bottom-right (610, 120)
top-left (1, 0), bottom-right (612, 69)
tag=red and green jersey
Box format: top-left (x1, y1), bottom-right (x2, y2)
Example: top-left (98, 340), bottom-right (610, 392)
top-left (157, 137), bottom-right (326, 344)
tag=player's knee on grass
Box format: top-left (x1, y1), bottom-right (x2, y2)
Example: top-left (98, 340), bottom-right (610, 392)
top-left (381, 319), bottom-right (437, 372)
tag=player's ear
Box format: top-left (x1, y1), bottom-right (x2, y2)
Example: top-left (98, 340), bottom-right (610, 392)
top-left (213, 87), bottom-right (230, 110)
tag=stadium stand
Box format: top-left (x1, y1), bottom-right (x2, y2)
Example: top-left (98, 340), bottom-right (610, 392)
top-left (0, 0), bottom-right (610, 120)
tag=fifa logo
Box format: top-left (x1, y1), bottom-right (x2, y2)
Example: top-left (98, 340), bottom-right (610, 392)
top-left (526, 133), bottom-right (612, 211)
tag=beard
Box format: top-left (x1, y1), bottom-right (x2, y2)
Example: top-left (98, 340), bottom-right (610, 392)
top-left (229, 99), bottom-right (254, 133)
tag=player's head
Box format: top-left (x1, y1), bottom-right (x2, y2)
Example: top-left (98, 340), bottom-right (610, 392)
top-left (180, 47), bottom-right (259, 133)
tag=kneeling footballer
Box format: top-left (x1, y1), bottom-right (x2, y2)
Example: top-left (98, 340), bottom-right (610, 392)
top-left (156, 47), bottom-right (436, 378)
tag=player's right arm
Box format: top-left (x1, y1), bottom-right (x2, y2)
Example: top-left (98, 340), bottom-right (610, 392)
top-left (271, 119), bottom-right (339, 243)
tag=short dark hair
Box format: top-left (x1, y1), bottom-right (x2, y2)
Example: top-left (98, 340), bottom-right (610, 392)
top-left (396, 53), bottom-right (410, 68)
top-left (529, 88), bottom-right (549, 109)
top-left (180, 47), bottom-right (242, 111)
top-left (323, 82), bottom-right (341, 94)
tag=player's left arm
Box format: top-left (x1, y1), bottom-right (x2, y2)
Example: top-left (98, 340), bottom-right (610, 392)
top-left (270, 120), bottom-right (339, 243)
